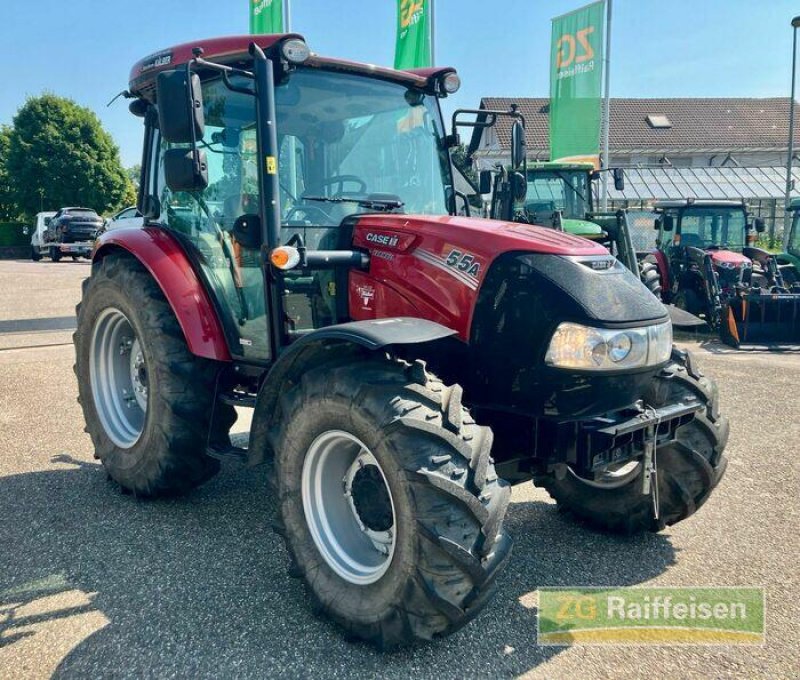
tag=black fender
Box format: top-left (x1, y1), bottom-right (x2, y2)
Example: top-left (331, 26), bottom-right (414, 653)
top-left (246, 318), bottom-right (457, 466)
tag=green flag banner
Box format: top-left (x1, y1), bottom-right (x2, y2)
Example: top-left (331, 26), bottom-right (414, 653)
top-left (549, 1), bottom-right (605, 164)
top-left (250, 0), bottom-right (283, 34)
top-left (395, 0), bottom-right (432, 69)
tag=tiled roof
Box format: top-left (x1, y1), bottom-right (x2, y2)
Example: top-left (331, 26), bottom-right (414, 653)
top-left (472, 97), bottom-right (800, 155)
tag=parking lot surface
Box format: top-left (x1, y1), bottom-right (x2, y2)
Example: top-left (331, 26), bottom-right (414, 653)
top-left (0, 259), bottom-right (797, 679)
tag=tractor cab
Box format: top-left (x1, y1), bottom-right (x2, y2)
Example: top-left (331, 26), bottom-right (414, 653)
top-left (520, 163), bottom-right (605, 239)
top-left (126, 35), bottom-right (464, 361)
top-left (778, 198), bottom-right (800, 285)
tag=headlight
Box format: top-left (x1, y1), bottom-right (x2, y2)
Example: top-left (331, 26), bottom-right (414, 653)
top-left (281, 39), bottom-right (311, 64)
top-left (441, 72), bottom-right (461, 94)
top-left (545, 321), bottom-right (672, 371)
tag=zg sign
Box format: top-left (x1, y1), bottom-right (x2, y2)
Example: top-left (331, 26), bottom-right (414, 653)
top-left (549, 1), bottom-right (606, 162)
top-left (555, 25), bottom-right (596, 70)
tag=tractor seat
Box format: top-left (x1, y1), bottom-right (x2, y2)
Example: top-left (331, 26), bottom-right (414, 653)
top-left (679, 232), bottom-right (704, 248)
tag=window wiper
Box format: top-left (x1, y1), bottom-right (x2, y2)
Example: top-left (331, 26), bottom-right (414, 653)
top-left (303, 195), bottom-right (404, 212)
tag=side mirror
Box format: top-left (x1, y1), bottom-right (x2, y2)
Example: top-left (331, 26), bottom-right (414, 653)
top-left (444, 133), bottom-right (460, 148)
top-left (754, 218), bottom-right (766, 233)
top-left (613, 168), bottom-right (625, 191)
top-left (156, 69), bottom-right (205, 144)
top-left (663, 215), bottom-right (674, 232)
top-left (654, 216), bottom-right (662, 231)
top-left (163, 148), bottom-right (208, 192)
top-left (232, 214), bottom-right (262, 249)
top-left (511, 172), bottom-right (527, 202)
top-left (510, 120), bottom-right (525, 170)
top-left (478, 170), bottom-right (492, 195)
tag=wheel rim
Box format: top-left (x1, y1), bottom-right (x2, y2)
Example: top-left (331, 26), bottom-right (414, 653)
top-left (301, 430), bottom-right (396, 585)
top-left (568, 460), bottom-right (642, 489)
top-left (89, 307), bottom-right (147, 448)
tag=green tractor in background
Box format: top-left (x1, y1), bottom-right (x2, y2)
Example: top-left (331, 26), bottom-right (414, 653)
top-left (482, 161), bottom-right (663, 297)
top-left (779, 198), bottom-right (800, 285)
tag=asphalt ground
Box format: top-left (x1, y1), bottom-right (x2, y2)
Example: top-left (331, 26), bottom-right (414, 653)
top-left (0, 258), bottom-right (798, 679)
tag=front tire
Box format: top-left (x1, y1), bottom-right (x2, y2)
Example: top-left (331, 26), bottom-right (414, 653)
top-left (534, 349), bottom-right (729, 533)
top-left (30, 247), bottom-right (42, 262)
top-left (50, 247), bottom-right (62, 262)
top-left (273, 355), bottom-right (512, 648)
top-left (74, 253), bottom-right (234, 496)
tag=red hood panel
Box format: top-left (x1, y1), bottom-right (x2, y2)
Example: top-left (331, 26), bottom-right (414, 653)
top-left (710, 250), bottom-right (750, 266)
top-left (349, 214), bottom-right (610, 340)
top-left (355, 214), bottom-right (607, 257)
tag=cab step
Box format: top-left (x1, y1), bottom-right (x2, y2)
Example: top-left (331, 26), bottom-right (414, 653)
top-left (220, 391), bottom-right (256, 408)
top-left (206, 445), bottom-right (248, 463)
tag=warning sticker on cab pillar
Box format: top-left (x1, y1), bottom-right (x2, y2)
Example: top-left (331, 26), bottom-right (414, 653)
top-left (266, 156), bottom-right (277, 174)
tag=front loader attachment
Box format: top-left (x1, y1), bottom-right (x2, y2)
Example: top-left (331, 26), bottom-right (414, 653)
top-left (722, 291), bottom-right (800, 348)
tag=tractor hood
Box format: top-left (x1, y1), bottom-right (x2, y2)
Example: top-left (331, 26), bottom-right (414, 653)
top-left (349, 213), bottom-right (667, 340)
top-left (352, 214), bottom-right (607, 260)
top-left (709, 249), bottom-right (750, 268)
top-left (559, 217), bottom-right (606, 239)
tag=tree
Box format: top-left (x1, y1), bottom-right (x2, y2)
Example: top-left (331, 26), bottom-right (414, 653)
top-left (6, 94), bottom-right (130, 218)
top-left (450, 143), bottom-right (477, 185)
top-left (0, 125), bottom-right (17, 220)
top-left (126, 164), bottom-right (141, 191)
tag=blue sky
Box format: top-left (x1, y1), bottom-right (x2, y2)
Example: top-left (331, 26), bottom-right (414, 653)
top-left (1, 0), bottom-right (798, 167)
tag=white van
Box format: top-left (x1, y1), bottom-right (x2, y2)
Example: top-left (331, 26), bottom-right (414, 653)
top-left (28, 211), bottom-right (57, 261)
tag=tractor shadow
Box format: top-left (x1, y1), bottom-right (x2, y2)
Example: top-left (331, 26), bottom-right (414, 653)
top-left (0, 455), bottom-right (676, 679)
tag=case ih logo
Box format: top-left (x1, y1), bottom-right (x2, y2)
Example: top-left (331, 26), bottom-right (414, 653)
top-left (366, 232), bottom-right (400, 248)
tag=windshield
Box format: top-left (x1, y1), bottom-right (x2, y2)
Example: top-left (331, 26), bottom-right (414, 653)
top-left (678, 208), bottom-right (746, 249)
top-left (275, 69), bottom-right (452, 225)
top-left (524, 170), bottom-right (589, 220)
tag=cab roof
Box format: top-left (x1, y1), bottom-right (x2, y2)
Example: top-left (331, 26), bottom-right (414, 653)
top-left (654, 199), bottom-right (746, 210)
top-left (526, 162), bottom-right (595, 172)
top-left (129, 33), bottom-right (455, 100)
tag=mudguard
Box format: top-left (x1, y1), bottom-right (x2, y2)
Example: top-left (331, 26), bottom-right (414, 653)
top-left (247, 318), bottom-right (457, 466)
top-left (93, 227), bottom-right (232, 361)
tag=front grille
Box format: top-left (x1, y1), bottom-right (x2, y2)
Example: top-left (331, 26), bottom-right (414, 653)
top-left (717, 265), bottom-right (744, 291)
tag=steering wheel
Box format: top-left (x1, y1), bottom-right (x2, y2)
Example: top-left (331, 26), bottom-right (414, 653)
top-left (307, 175), bottom-right (367, 197)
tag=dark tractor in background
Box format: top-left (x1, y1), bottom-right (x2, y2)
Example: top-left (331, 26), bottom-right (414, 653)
top-left (648, 199), bottom-right (800, 347)
top-left (73, 34), bottom-right (729, 649)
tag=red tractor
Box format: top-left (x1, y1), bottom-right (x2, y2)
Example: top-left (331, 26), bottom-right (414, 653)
top-left (648, 200), bottom-right (800, 346)
top-left (74, 35), bottom-right (729, 648)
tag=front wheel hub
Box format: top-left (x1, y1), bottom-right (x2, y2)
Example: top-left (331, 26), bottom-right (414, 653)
top-left (301, 431), bottom-right (396, 585)
top-left (89, 308), bottom-right (147, 448)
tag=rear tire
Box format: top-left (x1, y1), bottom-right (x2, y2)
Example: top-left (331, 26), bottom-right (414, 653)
top-left (640, 261), bottom-right (663, 298)
top-left (534, 349), bottom-right (729, 533)
top-left (74, 253), bottom-right (235, 496)
top-left (273, 355), bottom-right (512, 648)
top-left (30, 247), bottom-right (41, 262)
